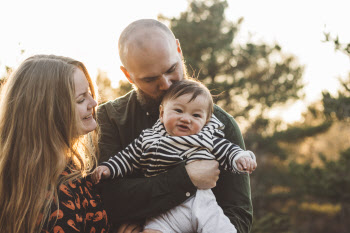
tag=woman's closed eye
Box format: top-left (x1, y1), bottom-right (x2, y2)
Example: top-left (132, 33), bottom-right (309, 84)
top-left (77, 98), bottom-right (85, 104)
top-left (76, 92), bottom-right (92, 104)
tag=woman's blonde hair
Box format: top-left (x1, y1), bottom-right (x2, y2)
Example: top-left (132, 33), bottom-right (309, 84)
top-left (0, 54), bottom-right (99, 233)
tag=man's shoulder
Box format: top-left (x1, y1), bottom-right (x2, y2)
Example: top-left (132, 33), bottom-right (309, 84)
top-left (97, 90), bottom-right (139, 128)
top-left (213, 104), bottom-right (245, 148)
top-left (213, 104), bottom-right (234, 126)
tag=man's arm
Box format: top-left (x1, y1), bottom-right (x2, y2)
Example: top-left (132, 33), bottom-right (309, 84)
top-left (213, 105), bottom-right (253, 233)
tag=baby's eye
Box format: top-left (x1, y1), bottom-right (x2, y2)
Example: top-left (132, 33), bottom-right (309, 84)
top-left (193, 114), bottom-right (202, 118)
top-left (174, 109), bottom-right (182, 113)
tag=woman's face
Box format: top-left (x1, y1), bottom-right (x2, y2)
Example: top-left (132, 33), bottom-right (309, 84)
top-left (74, 68), bottom-right (97, 135)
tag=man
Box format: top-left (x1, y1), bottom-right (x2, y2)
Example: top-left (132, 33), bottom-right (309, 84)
top-left (97, 19), bottom-right (253, 233)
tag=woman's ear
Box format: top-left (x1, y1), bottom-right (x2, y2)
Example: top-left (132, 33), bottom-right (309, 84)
top-left (120, 66), bottom-right (133, 84)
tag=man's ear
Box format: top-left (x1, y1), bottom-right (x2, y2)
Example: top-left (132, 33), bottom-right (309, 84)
top-left (176, 39), bottom-right (182, 56)
top-left (159, 105), bottom-right (164, 122)
top-left (120, 66), bottom-right (133, 84)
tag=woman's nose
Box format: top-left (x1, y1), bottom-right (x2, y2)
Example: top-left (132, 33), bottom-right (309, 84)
top-left (88, 97), bottom-right (97, 109)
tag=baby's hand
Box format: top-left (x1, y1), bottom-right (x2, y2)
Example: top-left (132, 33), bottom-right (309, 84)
top-left (236, 156), bottom-right (257, 174)
top-left (92, 165), bottom-right (111, 184)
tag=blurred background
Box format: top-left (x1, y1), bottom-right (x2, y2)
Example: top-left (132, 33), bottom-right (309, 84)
top-left (1, 0), bottom-right (349, 232)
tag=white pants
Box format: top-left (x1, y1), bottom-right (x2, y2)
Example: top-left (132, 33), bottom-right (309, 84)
top-left (144, 189), bottom-right (237, 233)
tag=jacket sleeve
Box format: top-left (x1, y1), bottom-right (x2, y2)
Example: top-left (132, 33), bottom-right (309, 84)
top-left (97, 104), bottom-right (197, 227)
top-left (213, 106), bottom-right (253, 233)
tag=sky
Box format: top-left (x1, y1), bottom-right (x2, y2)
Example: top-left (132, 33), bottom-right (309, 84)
top-left (0, 0), bottom-right (349, 122)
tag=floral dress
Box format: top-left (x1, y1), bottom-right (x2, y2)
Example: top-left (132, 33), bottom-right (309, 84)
top-left (42, 170), bottom-right (110, 233)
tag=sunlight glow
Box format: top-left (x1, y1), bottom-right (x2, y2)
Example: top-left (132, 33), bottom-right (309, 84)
top-left (1, 0), bottom-right (349, 123)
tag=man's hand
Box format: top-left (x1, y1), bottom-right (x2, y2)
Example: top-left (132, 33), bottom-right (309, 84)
top-left (185, 160), bottom-right (220, 189)
top-left (236, 156), bottom-right (257, 174)
top-left (92, 165), bottom-right (111, 184)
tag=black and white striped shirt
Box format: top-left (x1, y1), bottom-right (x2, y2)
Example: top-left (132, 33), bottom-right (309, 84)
top-left (101, 116), bottom-right (255, 178)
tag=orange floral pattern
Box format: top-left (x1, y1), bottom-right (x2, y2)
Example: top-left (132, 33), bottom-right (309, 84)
top-left (42, 170), bottom-right (110, 233)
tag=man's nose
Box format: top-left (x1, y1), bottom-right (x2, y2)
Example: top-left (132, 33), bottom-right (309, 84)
top-left (159, 76), bottom-right (172, 90)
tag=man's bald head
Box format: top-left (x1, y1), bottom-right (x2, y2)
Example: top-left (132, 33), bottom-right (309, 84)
top-left (118, 19), bottom-right (177, 68)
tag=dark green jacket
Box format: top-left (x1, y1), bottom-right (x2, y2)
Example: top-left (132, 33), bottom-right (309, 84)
top-left (97, 90), bottom-right (253, 233)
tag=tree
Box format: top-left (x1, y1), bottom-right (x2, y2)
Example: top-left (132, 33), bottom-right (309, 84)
top-left (158, 1), bottom-right (350, 232)
top-left (160, 0), bottom-right (304, 135)
top-left (96, 70), bottom-right (132, 104)
top-left (322, 33), bottom-right (350, 121)
top-left (323, 32), bottom-right (350, 57)
top-left (0, 66), bottom-right (12, 91)
top-left (322, 74), bottom-right (350, 120)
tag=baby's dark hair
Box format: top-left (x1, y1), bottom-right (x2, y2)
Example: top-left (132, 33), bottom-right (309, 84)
top-left (161, 79), bottom-right (213, 121)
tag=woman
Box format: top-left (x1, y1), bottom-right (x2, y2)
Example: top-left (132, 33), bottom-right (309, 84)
top-left (0, 55), bottom-right (109, 233)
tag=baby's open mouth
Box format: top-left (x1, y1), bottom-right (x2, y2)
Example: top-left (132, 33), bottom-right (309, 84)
top-left (178, 125), bottom-right (189, 130)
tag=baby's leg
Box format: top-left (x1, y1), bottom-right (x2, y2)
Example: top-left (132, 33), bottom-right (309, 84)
top-left (192, 189), bottom-right (237, 233)
top-left (144, 197), bottom-right (195, 233)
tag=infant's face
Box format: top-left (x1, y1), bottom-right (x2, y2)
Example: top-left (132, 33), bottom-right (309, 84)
top-left (160, 93), bottom-right (209, 136)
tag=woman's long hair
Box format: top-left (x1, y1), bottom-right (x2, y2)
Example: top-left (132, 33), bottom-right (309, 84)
top-left (0, 54), bottom-right (99, 233)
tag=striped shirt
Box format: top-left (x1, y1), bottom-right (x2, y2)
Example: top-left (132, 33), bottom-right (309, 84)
top-left (101, 116), bottom-right (255, 178)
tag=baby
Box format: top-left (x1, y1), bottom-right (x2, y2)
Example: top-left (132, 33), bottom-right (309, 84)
top-left (93, 79), bottom-right (257, 233)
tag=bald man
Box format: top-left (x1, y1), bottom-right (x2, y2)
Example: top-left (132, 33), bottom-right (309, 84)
top-left (97, 19), bottom-right (253, 233)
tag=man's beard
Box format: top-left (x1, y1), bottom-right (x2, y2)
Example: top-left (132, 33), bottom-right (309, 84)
top-left (135, 87), bottom-right (165, 115)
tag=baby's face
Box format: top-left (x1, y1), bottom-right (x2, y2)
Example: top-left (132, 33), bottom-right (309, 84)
top-left (159, 93), bottom-right (209, 136)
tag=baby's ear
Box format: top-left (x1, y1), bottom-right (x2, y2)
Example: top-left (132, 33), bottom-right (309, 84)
top-left (159, 105), bottom-right (164, 122)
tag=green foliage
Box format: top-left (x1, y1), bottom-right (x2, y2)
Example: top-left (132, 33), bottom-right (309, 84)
top-left (322, 74), bottom-right (350, 120)
top-left (0, 66), bottom-right (12, 91)
top-left (289, 148), bottom-right (350, 203)
top-left (157, 1), bottom-right (350, 232)
top-left (158, 1), bottom-right (344, 232)
top-left (96, 70), bottom-right (132, 104)
top-left (323, 32), bottom-right (350, 56)
top-left (116, 79), bottom-right (133, 97)
top-left (272, 121), bottom-right (332, 142)
top-left (252, 213), bottom-right (291, 233)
